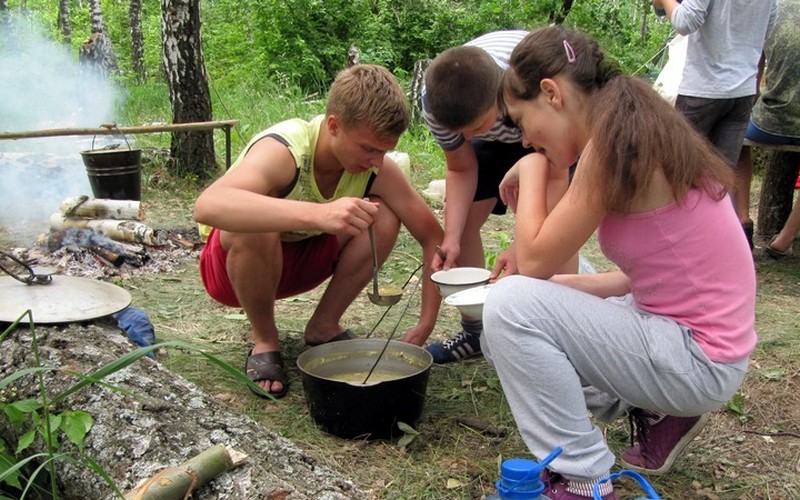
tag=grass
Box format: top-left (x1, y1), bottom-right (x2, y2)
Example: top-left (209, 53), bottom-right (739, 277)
top-left (123, 146), bottom-right (800, 500)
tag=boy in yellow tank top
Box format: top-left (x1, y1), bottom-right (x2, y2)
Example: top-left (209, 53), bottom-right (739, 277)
top-left (193, 65), bottom-right (443, 398)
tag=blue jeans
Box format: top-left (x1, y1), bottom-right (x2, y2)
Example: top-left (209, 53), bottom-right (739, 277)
top-left (745, 121), bottom-right (800, 146)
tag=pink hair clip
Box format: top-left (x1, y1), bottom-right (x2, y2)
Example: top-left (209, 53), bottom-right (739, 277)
top-left (563, 40), bottom-right (576, 64)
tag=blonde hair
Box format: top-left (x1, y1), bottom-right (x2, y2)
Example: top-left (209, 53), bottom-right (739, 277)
top-left (326, 64), bottom-right (409, 140)
top-left (501, 26), bottom-right (732, 212)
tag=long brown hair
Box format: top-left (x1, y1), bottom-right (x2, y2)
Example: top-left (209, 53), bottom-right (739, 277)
top-left (500, 25), bottom-right (732, 212)
top-left (588, 76), bottom-right (732, 212)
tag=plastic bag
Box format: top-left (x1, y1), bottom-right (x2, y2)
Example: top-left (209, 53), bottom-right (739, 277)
top-left (653, 34), bottom-right (688, 107)
top-left (114, 306), bottom-right (156, 357)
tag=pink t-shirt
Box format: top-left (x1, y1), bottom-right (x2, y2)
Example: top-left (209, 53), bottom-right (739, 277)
top-left (597, 188), bottom-right (756, 363)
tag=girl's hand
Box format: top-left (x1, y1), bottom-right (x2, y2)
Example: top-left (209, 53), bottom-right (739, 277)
top-left (499, 164), bottom-right (521, 212)
top-left (489, 243), bottom-right (517, 281)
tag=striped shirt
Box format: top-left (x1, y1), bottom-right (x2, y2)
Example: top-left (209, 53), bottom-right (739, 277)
top-left (421, 30), bottom-right (527, 151)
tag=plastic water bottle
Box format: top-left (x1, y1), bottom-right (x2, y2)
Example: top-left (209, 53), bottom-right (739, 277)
top-left (485, 447), bottom-right (562, 500)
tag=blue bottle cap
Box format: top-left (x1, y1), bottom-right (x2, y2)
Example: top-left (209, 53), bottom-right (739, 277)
top-left (496, 458), bottom-right (545, 499)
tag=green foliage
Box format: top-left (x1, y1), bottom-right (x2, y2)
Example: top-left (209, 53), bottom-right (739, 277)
top-left (724, 391), bottom-right (749, 423)
top-left (396, 421), bottom-right (420, 448)
top-left (7, 0), bottom-right (672, 120)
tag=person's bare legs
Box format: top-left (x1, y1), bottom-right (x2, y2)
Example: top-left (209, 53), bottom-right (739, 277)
top-left (304, 200), bottom-right (400, 344)
top-left (458, 198), bottom-right (496, 267)
top-left (769, 193), bottom-right (800, 253)
top-left (220, 230), bottom-right (284, 393)
top-left (735, 146), bottom-right (754, 225)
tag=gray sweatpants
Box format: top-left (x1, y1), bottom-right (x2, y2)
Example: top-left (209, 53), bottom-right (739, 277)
top-left (481, 275), bottom-right (748, 481)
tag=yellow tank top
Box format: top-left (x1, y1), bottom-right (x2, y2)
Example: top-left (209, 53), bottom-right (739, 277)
top-left (198, 115), bottom-right (376, 242)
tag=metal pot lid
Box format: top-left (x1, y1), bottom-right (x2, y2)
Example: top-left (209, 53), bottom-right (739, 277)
top-left (0, 275), bottom-right (131, 324)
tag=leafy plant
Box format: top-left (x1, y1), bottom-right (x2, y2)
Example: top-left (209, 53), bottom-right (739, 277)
top-left (724, 391), bottom-right (749, 424)
top-left (397, 421), bottom-right (420, 448)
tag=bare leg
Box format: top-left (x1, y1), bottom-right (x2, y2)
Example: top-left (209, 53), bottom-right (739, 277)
top-left (769, 192), bottom-right (800, 252)
top-left (304, 201), bottom-right (400, 343)
top-left (458, 198), bottom-right (496, 267)
top-left (734, 146), bottom-right (754, 224)
top-left (220, 230), bottom-right (283, 393)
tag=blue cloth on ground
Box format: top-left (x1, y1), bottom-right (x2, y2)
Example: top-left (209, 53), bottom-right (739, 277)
top-left (113, 307), bottom-right (155, 357)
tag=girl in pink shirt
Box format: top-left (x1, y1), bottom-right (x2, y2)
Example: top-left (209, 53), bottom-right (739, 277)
top-left (481, 25), bottom-right (755, 500)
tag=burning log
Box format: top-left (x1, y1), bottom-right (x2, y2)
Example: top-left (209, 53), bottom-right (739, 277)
top-left (88, 246), bottom-right (126, 268)
top-left (49, 213), bottom-right (166, 246)
top-left (60, 195), bottom-right (144, 221)
top-left (46, 228), bottom-right (148, 267)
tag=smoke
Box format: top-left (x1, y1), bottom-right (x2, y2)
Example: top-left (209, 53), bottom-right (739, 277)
top-left (1, 13), bottom-right (121, 245)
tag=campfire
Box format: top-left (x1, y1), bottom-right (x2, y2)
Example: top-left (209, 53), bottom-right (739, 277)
top-left (3, 195), bottom-right (201, 281)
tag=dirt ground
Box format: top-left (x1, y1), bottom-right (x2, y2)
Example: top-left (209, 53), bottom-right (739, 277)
top-left (2, 177), bottom-right (799, 499)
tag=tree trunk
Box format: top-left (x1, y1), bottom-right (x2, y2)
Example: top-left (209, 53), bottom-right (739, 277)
top-left (0, 0), bottom-right (9, 26)
top-left (549, 0), bottom-right (575, 24)
top-left (0, 322), bottom-right (366, 499)
top-left (130, 0), bottom-right (146, 82)
top-left (58, 0), bottom-right (71, 45)
top-left (756, 151), bottom-right (800, 242)
top-left (160, 0), bottom-right (218, 180)
top-left (410, 58), bottom-right (431, 124)
top-left (80, 0), bottom-right (118, 77)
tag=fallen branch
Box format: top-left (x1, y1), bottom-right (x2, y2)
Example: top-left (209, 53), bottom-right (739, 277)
top-left (125, 444), bottom-right (247, 500)
top-left (455, 416), bottom-right (508, 438)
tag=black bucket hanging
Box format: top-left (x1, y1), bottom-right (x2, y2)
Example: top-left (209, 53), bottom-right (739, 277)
top-left (80, 133), bottom-right (142, 201)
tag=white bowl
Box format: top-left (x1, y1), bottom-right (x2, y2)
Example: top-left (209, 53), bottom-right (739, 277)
top-left (444, 284), bottom-right (493, 320)
top-left (431, 267), bottom-right (491, 298)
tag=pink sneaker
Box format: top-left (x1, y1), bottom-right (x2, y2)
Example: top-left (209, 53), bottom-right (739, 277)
top-left (621, 409), bottom-right (710, 475)
top-left (541, 469), bottom-right (617, 500)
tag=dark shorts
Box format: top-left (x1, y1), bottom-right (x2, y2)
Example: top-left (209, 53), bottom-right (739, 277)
top-left (472, 139), bottom-right (534, 215)
top-left (745, 121), bottom-right (800, 146)
top-left (675, 95), bottom-right (755, 166)
top-left (199, 228), bottom-right (339, 307)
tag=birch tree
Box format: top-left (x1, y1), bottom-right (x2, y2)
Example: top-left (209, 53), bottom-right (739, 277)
top-left (160, 0), bottom-right (217, 179)
top-left (130, 0), bottom-right (145, 82)
top-left (57, 0), bottom-right (70, 44)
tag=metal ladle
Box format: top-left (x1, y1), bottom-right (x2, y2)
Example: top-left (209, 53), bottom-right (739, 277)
top-left (366, 225), bottom-right (402, 306)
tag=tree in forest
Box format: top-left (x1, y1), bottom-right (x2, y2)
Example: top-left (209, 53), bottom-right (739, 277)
top-left (160, 0), bottom-right (217, 179)
top-left (58, 0), bottom-right (70, 44)
top-left (0, 0), bottom-right (9, 26)
top-left (129, 0), bottom-right (145, 82)
top-left (79, 0), bottom-right (118, 78)
top-left (549, 0), bottom-right (575, 24)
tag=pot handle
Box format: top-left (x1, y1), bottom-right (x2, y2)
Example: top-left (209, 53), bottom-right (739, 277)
top-left (91, 124), bottom-right (134, 151)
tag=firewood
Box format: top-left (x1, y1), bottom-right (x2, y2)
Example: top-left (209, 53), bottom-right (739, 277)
top-left (47, 228), bottom-right (148, 267)
top-left (60, 195), bottom-right (145, 220)
top-left (49, 213), bottom-right (166, 246)
top-left (123, 444), bottom-right (247, 499)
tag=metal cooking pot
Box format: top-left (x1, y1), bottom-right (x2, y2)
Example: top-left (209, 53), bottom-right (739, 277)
top-left (296, 339), bottom-right (432, 440)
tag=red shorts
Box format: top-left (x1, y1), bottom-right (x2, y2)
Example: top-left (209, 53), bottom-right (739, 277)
top-left (199, 228), bottom-right (339, 307)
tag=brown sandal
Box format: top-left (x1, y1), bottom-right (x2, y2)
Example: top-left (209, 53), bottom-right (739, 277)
top-left (245, 349), bottom-right (288, 399)
top-left (765, 236), bottom-right (793, 259)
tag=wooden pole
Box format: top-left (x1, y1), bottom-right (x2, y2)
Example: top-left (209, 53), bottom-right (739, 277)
top-left (0, 120), bottom-right (238, 140)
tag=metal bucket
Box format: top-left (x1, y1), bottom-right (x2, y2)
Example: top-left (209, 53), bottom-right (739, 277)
top-left (80, 135), bottom-right (142, 201)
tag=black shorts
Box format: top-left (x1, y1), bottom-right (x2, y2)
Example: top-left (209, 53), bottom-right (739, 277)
top-left (472, 139), bottom-right (533, 215)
